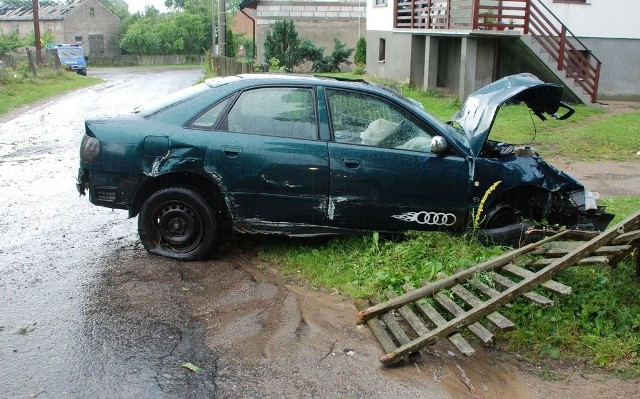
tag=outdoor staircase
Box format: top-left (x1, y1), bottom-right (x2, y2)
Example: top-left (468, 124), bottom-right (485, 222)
top-left (395, 0), bottom-right (602, 103)
top-left (519, 35), bottom-right (594, 105)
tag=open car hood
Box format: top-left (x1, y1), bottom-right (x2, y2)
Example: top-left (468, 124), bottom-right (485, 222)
top-left (449, 73), bottom-right (574, 156)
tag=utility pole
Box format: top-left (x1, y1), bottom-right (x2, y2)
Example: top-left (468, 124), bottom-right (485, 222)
top-left (32, 0), bottom-right (43, 64)
top-left (211, 0), bottom-right (217, 55)
top-left (217, 0), bottom-right (226, 58)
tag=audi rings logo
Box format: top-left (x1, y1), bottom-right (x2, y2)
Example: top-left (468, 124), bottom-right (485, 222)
top-left (392, 211), bottom-right (457, 226)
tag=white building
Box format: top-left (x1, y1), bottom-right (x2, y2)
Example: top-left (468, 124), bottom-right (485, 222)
top-left (366, 0), bottom-right (640, 102)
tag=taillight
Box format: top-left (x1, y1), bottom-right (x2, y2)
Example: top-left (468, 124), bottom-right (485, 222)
top-left (80, 135), bottom-right (100, 163)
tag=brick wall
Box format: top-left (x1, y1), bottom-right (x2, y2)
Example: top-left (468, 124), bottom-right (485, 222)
top-left (253, 0), bottom-right (366, 66)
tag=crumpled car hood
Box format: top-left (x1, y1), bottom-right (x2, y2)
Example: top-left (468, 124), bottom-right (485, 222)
top-left (450, 73), bottom-right (571, 156)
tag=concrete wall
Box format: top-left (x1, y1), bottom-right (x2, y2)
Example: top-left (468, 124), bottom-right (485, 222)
top-left (541, 0), bottom-right (640, 39)
top-left (0, 19), bottom-right (64, 41)
top-left (367, 31), bottom-right (498, 99)
top-left (366, 30), bottom-right (413, 84)
top-left (581, 38), bottom-right (640, 100)
top-left (63, 0), bottom-right (121, 55)
top-left (254, 0), bottom-right (366, 66)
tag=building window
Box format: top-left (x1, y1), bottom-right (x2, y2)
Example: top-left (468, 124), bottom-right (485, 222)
top-left (378, 38), bottom-right (386, 62)
top-left (374, 0), bottom-right (387, 5)
top-left (74, 36), bottom-right (83, 43)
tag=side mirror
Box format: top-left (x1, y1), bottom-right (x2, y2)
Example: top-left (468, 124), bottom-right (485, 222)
top-left (84, 55), bottom-right (89, 61)
top-left (430, 135), bottom-right (448, 154)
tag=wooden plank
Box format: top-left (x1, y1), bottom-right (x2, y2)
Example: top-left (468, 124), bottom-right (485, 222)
top-left (611, 230), bottom-right (640, 245)
top-left (434, 293), bottom-right (494, 346)
top-left (468, 278), bottom-right (503, 299)
top-left (530, 256), bottom-right (609, 269)
top-left (451, 285), bottom-right (515, 331)
top-left (355, 301), bottom-right (398, 354)
top-left (386, 291), bottom-right (430, 336)
top-left (414, 300), bottom-right (475, 356)
top-left (356, 230), bottom-right (571, 322)
top-left (488, 271), bottom-right (554, 307)
top-left (532, 245), bottom-right (631, 258)
top-left (380, 311), bottom-right (412, 346)
top-left (501, 264), bottom-right (572, 296)
top-left (379, 209), bottom-right (640, 366)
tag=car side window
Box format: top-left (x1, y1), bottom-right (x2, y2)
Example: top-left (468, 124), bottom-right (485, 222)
top-left (326, 89), bottom-right (433, 152)
top-left (190, 97), bottom-right (231, 128)
top-left (223, 87), bottom-right (317, 140)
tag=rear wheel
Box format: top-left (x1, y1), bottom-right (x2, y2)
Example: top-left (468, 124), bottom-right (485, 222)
top-left (138, 187), bottom-right (216, 260)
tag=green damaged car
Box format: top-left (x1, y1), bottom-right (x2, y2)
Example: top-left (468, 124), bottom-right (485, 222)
top-left (77, 73), bottom-right (611, 260)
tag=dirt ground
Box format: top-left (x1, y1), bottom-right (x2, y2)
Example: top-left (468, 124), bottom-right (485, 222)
top-left (173, 246), bottom-right (639, 399)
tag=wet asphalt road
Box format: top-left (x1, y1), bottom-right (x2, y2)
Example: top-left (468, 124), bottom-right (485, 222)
top-left (0, 68), bottom-right (218, 398)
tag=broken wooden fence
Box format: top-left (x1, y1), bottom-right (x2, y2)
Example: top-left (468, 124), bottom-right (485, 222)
top-left (357, 209), bottom-right (640, 366)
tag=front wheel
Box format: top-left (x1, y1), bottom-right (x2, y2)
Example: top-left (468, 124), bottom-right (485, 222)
top-left (138, 187), bottom-right (216, 261)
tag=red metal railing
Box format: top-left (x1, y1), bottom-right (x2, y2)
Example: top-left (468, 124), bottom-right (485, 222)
top-left (394, 0), bottom-right (601, 102)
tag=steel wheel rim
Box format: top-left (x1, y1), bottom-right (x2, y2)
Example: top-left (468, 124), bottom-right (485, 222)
top-left (152, 200), bottom-right (203, 253)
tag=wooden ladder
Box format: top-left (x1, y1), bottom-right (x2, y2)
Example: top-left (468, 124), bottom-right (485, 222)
top-left (357, 210), bottom-right (640, 366)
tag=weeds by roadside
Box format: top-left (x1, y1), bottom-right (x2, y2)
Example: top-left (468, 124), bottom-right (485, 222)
top-left (0, 65), bottom-right (102, 115)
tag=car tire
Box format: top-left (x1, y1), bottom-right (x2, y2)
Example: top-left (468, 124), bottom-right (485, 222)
top-left (138, 187), bottom-right (216, 261)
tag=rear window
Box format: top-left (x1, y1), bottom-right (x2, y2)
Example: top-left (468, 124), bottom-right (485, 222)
top-left (134, 76), bottom-right (240, 117)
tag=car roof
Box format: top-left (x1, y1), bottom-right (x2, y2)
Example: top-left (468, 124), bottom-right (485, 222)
top-left (204, 73), bottom-right (406, 100)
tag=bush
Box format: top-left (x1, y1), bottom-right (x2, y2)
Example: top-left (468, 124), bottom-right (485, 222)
top-left (264, 20), bottom-right (300, 71)
top-left (354, 36), bottom-right (366, 66)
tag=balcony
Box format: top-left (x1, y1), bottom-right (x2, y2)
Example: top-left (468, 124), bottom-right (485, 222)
top-left (394, 0), bottom-right (601, 102)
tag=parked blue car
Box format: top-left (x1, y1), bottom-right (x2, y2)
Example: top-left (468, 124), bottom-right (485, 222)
top-left (77, 73), bottom-right (610, 260)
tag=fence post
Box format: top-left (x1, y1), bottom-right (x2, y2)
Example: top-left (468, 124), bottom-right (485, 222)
top-left (472, 0), bottom-right (479, 30)
top-left (523, 0), bottom-right (530, 34)
top-left (591, 61), bottom-right (601, 103)
top-left (26, 47), bottom-right (37, 77)
top-left (558, 26), bottom-right (566, 71)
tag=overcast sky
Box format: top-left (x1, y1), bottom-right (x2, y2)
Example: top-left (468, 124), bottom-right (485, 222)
top-left (126, 0), bottom-right (169, 14)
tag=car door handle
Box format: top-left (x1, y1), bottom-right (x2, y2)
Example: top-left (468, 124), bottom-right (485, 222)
top-left (222, 145), bottom-right (242, 158)
top-left (341, 158), bottom-right (361, 168)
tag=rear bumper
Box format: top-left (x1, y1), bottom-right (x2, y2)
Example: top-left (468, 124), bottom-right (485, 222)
top-left (76, 167), bottom-right (137, 210)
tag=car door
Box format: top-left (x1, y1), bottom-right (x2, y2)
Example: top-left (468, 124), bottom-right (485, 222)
top-left (324, 88), bottom-right (470, 231)
top-left (192, 86), bottom-right (329, 226)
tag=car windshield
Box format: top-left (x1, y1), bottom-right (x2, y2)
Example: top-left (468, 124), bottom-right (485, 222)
top-left (58, 48), bottom-right (84, 59)
top-left (444, 122), bottom-right (471, 148)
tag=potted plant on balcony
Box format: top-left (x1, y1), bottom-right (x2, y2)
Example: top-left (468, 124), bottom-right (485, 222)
top-left (481, 10), bottom-right (496, 30)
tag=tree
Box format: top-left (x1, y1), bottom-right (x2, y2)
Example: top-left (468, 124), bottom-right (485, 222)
top-left (119, 20), bottom-right (160, 55)
top-left (354, 36), bottom-right (366, 66)
top-left (0, 31), bottom-right (22, 56)
top-left (225, 28), bottom-right (236, 58)
top-left (298, 38), bottom-right (354, 73)
top-left (263, 20), bottom-right (299, 71)
top-left (24, 30), bottom-right (55, 48)
top-left (99, 0), bottom-right (129, 20)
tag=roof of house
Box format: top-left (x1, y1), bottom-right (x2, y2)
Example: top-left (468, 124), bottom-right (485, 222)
top-left (239, 0), bottom-right (257, 10)
top-left (0, 1), bottom-right (79, 21)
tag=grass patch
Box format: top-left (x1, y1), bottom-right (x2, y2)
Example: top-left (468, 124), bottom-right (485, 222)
top-left (254, 197), bottom-right (640, 374)
top-left (0, 67), bottom-right (102, 115)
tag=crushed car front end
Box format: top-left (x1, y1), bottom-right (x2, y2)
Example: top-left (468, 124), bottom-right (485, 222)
top-left (451, 73), bottom-right (613, 234)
